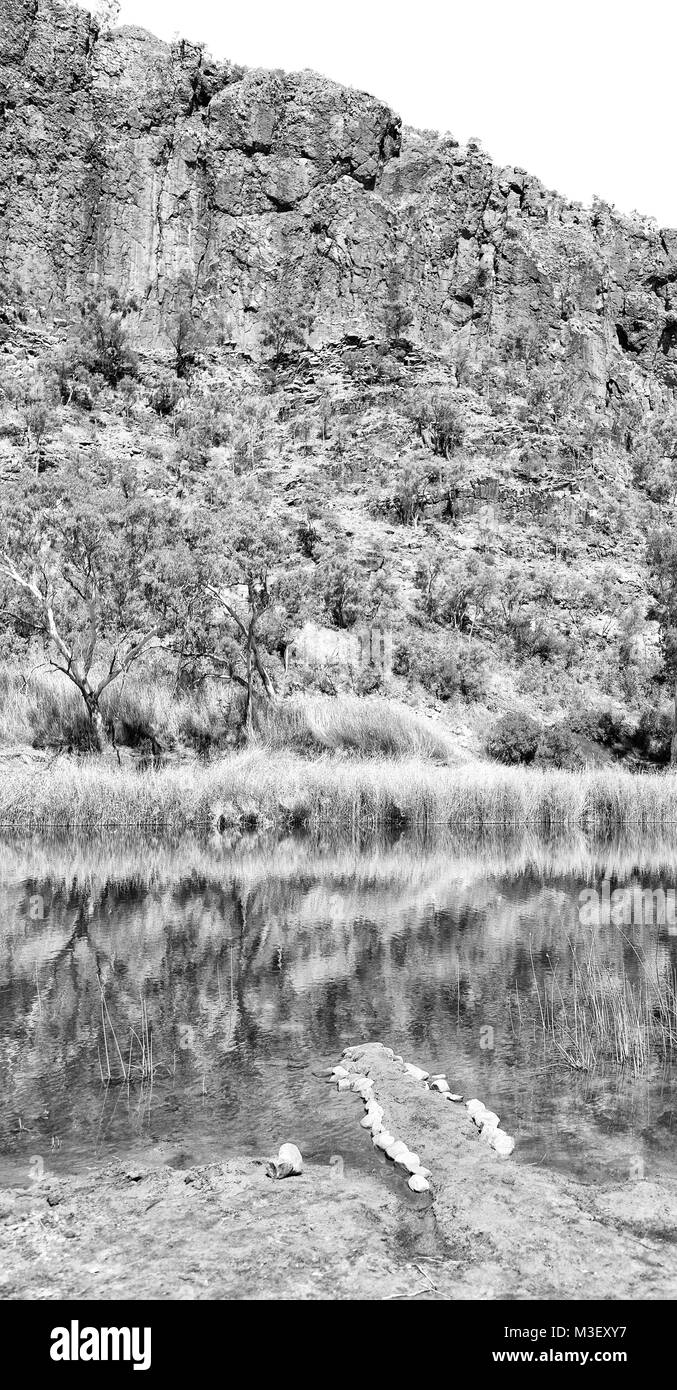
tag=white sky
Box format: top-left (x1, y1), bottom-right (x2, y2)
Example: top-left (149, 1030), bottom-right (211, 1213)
top-left (116, 0), bottom-right (677, 228)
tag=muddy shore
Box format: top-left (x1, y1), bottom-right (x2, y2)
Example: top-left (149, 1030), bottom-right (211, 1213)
top-left (1, 1046), bottom-right (675, 1300)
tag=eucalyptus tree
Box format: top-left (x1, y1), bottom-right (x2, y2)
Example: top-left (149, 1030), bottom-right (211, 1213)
top-left (0, 465), bottom-right (196, 751)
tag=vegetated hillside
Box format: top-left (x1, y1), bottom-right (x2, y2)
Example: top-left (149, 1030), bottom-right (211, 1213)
top-left (1, 0), bottom-right (677, 769)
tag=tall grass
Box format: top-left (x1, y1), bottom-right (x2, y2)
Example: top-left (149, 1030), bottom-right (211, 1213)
top-left (516, 940), bottom-right (677, 1075)
top-left (0, 665), bottom-right (237, 753)
top-left (3, 751), bottom-right (677, 833)
top-left (255, 694), bottom-right (455, 763)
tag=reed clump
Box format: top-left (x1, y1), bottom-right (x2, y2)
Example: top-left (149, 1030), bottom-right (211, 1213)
top-left (514, 941), bottom-right (677, 1076)
top-left (98, 980), bottom-right (159, 1086)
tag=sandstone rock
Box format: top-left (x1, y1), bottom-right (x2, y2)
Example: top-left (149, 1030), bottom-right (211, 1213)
top-left (2, 0), bottom-right (675, 392)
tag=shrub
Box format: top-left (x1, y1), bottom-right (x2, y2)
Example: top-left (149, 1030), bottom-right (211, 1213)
top-left (636, 705), bottom-right (673, 763)
top-left (535, 724), bottom-right (585, 770)
top-left (391, 459), bottom-right (431, 525)
top-left (414, 393), bottom-right (465, 458)
top-left (56, 358), bottom-right (96, 410)
top-left (150, 375), bottom-right (181, 415)
top-left (169, 311), bottom-right (207, 379)
top-left (383, 299), bottom-right (413, 348)
top-left (81, 296), bottom-right (138, 386)
top-left (260, 293), bottom-right (313, 365)
top-left (396, 632), bottom-right (487, 703)
top-left (487, 711), bottom-right (541, 764)
top-left (231, 400), bottom-right (270, 471)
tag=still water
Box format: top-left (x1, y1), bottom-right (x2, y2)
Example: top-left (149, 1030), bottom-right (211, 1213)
top-left (0, 831), bottom-right (675, 1189)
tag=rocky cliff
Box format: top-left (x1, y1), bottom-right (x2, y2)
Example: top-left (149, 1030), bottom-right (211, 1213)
top-left (1, 0), bottom-right (676, 400)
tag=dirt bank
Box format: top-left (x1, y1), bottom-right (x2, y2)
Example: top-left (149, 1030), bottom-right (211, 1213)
top-left (1, 1045), bottom-right (675, 1300)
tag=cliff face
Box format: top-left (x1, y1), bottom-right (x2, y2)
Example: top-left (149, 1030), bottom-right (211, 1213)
top-left (1, 0), bottom-right (677, 393)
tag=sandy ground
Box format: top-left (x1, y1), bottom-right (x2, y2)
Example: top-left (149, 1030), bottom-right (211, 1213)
top-left (1, 1045), bottom-right (675, 1300)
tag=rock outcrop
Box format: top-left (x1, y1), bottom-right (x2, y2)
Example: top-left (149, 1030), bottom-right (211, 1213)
top-left (1, 0), bottom-right (676, 398)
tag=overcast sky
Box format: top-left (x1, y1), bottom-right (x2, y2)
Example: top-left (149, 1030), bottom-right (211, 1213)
top-left (116, 0), bottom-right (677, 228)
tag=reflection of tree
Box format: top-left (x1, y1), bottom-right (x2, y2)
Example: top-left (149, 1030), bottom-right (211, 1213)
top-left (1, 840), bottom-right (676, 1159)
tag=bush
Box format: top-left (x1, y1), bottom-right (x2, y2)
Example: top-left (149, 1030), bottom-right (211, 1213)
top-left (383, 299), bottom-right (413, 348)
top-left (150, 375), bottom-right (181, 415)
top-left (535, 724), bottom-right (585, 770)
top-left (56, 358), bottom-right (96, 410)
top-left (395, 632), bottom-right (487, 703)
top-left (487, 711), bottom-right (541, 764)
top-left (260, 294), bottom-right (313, 365)
top-left (169, 311), bottom-right (207, 379)
top-left (391, 459), bottom-right (431, 525)
top-left (636, 705), bottom-right (673, 763)
top-left (81, 296), bottom-right (138, 386)
top-left (414, 394), bottom-right (465, 458)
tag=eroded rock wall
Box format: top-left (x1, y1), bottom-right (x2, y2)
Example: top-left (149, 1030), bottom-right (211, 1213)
top-left (1, 0), bottom-right (676, 394)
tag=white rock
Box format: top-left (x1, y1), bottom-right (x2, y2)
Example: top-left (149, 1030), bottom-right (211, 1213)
top-left (491, 1130), bottom-right (515, 1157)
top-left (395, 1150), bottom-right (421, 1174)
top-left (393, 1054), bottom-right (404, 1063)
top-left (408, 1173), bottom-right (430, 1193)
top-left (277, 1143), bottom-right (303, 1174)
top-left (370, 1116), bottom-right (383, 1136)
top-left (480, 1110), bottom-right (500, 1131)
top-left (382, 1047), bottom-right (395, 1060)
top-left (373, 1131), bottom-right (395, 1151)
top-left (404, 1063), bottom-right (430, 1082)
top-left (332, 1066), bottom-right (350, 1078)
top-left (386, 1140), bottom-right (408, 1161)
top-left (447, 1093), bottom-right (464, 1103)
top-left (418, 1167), bottom-right (432, 1179)
top-left (337, 1077), bottom-right (353, 1092)
top-left (466, 1098), bottom-right (486, 1123)
top-left (431, 1078), bottom-right (450, 1093)
top-left (360, 1114), bottom-right (374, 1129)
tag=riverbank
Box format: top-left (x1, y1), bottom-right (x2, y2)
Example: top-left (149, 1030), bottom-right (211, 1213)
top-left (2, 749), bottom-right (677, 835)
top-left (1, 1045), bottom-right (675, 1300)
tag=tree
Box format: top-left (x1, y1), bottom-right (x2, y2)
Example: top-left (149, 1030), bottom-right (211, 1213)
top-left (413, 394), bottom-right (465, 458)
top-left (391, 458), bottom-right (431, 527)
top-left (168, 310), bottom-right (206, 379)
top-left (383, 298), bottom-right (413, 349)
top-left (316, 546), bottom-right (394, 633)
top-left (260, 287), bottom-right (313, 367)
top-left (647, 527), bottom-right (677, 762)
top-left (0, 468), bottom-right (193, 752)
top-left (185, 484), bottom-right (292, 735)
top-left (70, 292), bottom-right (138, 388)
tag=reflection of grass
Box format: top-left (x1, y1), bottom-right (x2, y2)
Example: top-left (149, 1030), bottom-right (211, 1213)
top-left (514, 941), bottom-right (677, 1076)
top-left (97, 980), bottom-right (157, 1086)
top-left (4, 752), bottom-right (677, 835)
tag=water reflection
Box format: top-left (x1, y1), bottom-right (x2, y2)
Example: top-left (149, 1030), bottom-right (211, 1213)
top-left (0, 829), bottom-right (675, 1188)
